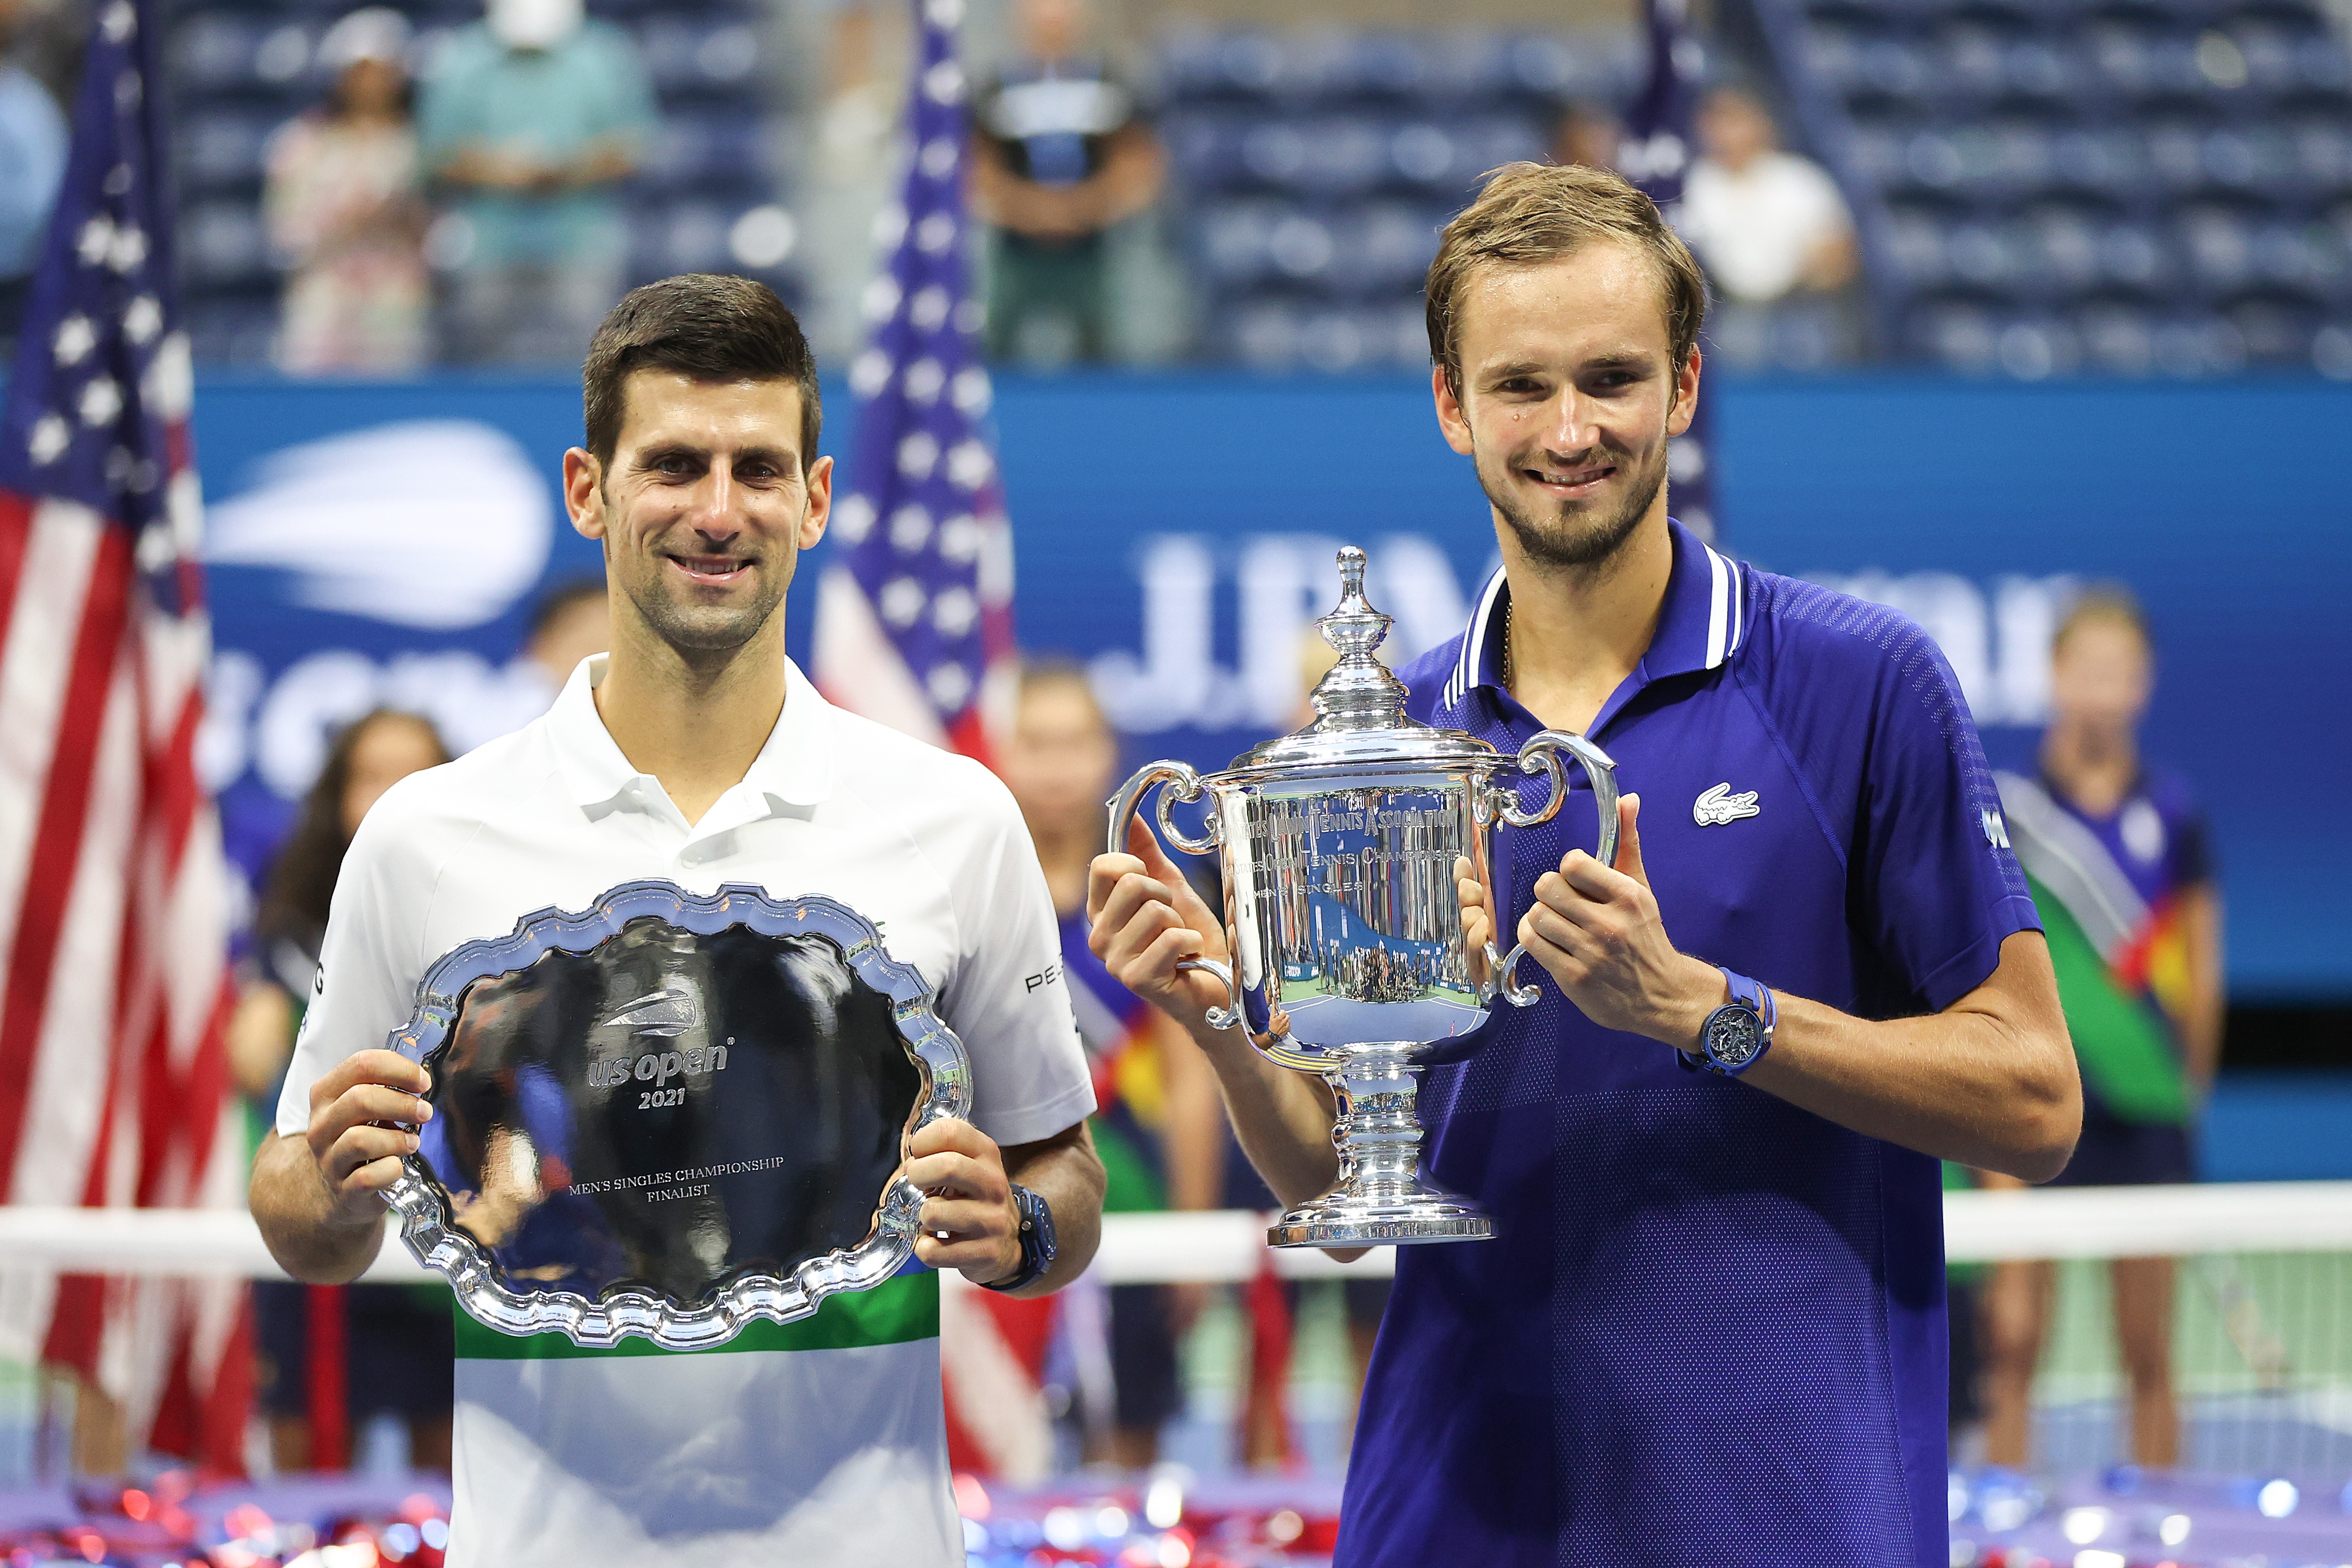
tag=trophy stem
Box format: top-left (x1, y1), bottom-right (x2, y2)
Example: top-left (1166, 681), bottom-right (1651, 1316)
top-left (1264, 1043), bottom-right (1493, 1248)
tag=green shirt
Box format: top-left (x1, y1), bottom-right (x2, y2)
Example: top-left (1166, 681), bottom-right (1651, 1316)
top-left (416, 21), bottom-right (656, 266)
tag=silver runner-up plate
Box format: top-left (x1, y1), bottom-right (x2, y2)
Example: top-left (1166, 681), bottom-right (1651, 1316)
top-left (378, 881), bottom-right (972, 1351)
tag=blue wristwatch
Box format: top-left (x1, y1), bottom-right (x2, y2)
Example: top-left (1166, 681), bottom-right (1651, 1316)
top-left (1680, 968), bottom-right (1777, 1077)
top-left (980, 1183), bottom-right (1058, 1293)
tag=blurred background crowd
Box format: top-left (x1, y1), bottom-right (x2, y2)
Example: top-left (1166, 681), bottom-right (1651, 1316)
top-left (4, 0), bottom-right (2348, 378)
top-left (1, 0), bottom-right (2349, 1540)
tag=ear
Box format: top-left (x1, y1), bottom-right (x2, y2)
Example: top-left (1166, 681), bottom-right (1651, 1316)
top-left (1433, 362), bottom-right (1474, 456)
top-left (799, 453), bottom-right (833, 551)
top-left (563, 447), bottom-right (606, 541)
top-left (1665, 345), bottom-right (1701, 439)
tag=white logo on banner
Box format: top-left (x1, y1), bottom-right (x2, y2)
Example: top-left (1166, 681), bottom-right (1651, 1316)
top-left (199, 645), bottom-right (554, 798)
top-left (1090, 534), bottom-right (1474, 734)
top-left (204, 419), bottom-right (553, 630)
top-left (1090, 542), bottom-right (2075, 736)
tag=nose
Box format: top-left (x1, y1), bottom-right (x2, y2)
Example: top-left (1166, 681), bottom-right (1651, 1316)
top-left (1539, 386), bottom-right (1601, 458)
top-left (687, 459), bottom-right (749, 539)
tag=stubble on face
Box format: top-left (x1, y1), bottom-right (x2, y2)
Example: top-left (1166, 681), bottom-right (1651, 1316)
top-left (1444, 242), bottom-right (1689, 582)
top-left (593, 373), bottom-right (812, 664)
top-left (606, 501), bottom-right (789, 656)
top-left (1474, 429), bottom-right (1667, 574)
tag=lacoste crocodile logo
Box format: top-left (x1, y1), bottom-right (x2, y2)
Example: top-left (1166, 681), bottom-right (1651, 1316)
top-left (1693, 783), bottom-right (1761, 827)
top-left (599, 986), bottom-right (700, 1037)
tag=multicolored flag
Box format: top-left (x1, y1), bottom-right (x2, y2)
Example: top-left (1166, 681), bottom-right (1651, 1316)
top-left (0, 0), bottom-right (248, 1470)
top-left (1996, 773), bottom-right (2195, 1123)
top-left (811, 0), bottom-right (1015, 762)
top-left (1619, 0), bottom-right (1720, 542)
top-left (812, 0), bottom-right (1046, 1477)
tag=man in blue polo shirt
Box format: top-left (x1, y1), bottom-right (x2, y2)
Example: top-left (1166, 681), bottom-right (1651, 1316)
top-left (1087, 162), bottom-right (2080, 1564)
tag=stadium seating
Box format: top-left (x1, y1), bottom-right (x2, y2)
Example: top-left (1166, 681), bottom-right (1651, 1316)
top-left (1773, 0), bottom-right (2352, 374)
top-left (1154, 29), bottom-right (1641, 371)
top-left (167, 0), bottom-right (793, 367)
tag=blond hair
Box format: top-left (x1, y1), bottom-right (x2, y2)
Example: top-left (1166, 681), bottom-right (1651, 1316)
top-left (1424, 162), bottom-right (1708, 400)
top-left (2052, 584), bottom-right (2152, 656)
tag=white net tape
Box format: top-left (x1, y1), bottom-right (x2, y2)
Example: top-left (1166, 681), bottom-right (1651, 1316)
top-left (2, 1183), bottom-right (2348, 1480)
top-left (3, 1182), bottom-right (2350, 1279)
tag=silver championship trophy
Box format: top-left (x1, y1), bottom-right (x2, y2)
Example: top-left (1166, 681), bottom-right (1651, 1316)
top-left (1109, 548), bottom-right (1618, 1248)
top-left (379, 883), bottom-right (970, 1349)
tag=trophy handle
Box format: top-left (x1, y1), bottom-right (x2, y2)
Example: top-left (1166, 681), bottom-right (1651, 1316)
top-left (1106, 760), bottom-right (1220, 857)
top-left (1483, 729), bottom-right (1621, 1009)
top-left (1178, 956), bottom-right (1326, 1074)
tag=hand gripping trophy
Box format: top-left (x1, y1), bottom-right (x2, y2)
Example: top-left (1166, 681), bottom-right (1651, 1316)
top-left (1109, 548), bottom-right (1618, 1248)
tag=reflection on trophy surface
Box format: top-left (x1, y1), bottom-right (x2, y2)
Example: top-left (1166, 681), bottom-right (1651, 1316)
top-left (1110, 548), bottom-right (1620, 1248)
top-left (392, 887), bottom-right (959, 1347)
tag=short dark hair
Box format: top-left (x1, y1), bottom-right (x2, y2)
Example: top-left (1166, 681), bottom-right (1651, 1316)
top-left (582, 274), bottom-right (821, 471)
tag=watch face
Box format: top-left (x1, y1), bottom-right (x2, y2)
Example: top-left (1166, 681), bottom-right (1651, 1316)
top-left (1705, 1007), bottom-right (1764, 1068)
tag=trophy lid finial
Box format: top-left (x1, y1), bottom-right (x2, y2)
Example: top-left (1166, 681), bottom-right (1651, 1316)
top-left (1308, 547), bottom-right (1413, 733)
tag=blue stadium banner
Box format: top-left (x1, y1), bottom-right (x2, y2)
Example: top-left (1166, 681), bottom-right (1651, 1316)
top-left (191, 372), bottom-right (2350, 999)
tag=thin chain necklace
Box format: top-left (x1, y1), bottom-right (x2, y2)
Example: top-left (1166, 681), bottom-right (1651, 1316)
top-left (1501, 599), bottom-right (1514, 691)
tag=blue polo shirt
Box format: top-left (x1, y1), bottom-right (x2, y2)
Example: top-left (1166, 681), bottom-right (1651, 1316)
top-left (1337, 519), bottom-right (2041, 1568)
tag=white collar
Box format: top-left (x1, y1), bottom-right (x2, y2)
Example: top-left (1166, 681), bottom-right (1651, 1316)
top-left (548, 653), bottom-right (836, 815)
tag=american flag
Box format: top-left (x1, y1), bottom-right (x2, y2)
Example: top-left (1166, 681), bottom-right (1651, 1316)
top-left (1619, 0), bottom-right (1720, 543)
top-left (811, 0), bottom-right (1052, 1478)
top-left (0, 0), bottom-right (249, 1468)
top-left (811, 0), bottom-right (1015, 762)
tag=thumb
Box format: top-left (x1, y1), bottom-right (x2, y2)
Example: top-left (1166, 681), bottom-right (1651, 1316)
top-left (1125, 815), bottom-right (1180, 878)
top-left (1613, 793), bottom-right (1648, 888)
top-left (1129, 816), bottom-right (1224, 932)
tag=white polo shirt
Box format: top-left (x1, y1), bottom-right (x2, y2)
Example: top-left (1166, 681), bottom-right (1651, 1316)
top-left (277, 655), bottom-right (1095, 1568)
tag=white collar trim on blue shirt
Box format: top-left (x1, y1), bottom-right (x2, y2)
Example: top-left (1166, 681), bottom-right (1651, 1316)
top-left (1443, 519), bottom-right (1748, 712)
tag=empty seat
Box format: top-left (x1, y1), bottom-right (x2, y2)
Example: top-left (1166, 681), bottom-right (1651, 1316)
top-left (1325, 202), bottom-right (1445, 298)
top-left (638, 18), bottom-right (764, 96)
top-left (178, 109), bottom-right (278, 194)
top-left (641, 115), bottom-right (773, 191)
top-left (181, 201), bottom-right (272, 287)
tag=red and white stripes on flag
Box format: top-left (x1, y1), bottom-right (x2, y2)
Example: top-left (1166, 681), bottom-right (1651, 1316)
top-left (813, 0), bottom-right (1043, 1474)
top-left (0, 492), bottom-right (250, 1469)
top-left (0, 0), bottom-right (249, 1472)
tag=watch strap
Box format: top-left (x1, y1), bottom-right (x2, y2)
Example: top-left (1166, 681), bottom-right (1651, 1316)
top-left (1678, 967), bottom-right (1777, 1076)
top-left (980, 1183), bottom-right (1054, 1293)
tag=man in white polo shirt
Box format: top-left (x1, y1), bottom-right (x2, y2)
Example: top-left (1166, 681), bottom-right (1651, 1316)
top-left (249, 273), bottom-right (1104, 1567)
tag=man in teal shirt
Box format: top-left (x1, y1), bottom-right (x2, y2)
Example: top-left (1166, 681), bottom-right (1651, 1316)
top-left (418, 0), bottom-right (655, 364)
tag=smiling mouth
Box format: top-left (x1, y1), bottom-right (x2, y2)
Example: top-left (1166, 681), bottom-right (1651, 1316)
top-left (1525, 462), bottom-right (1617, 492)
top-left (667, 553), bottom-right (754, 586)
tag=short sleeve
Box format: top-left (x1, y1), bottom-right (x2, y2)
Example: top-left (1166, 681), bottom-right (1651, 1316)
top-left (2169, 792), bottom-right (2215, 889)
top-left (271, 806), bottom-right (432, 1136)
top-left (413, 44), bottom-right (483, 166)
top-left (1853, 622), bottom-right (2043, 1013)
top-left (1794, 156), bottom-right (1854, 238)
top-left (934, 773), bottom-right (1097, 1147)
top-left (587, 27), bottom-right (658, 144)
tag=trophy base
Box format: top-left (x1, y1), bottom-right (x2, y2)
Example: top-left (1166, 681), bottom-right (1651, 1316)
top-left (1266, 1199), bottom-right (1493, 1249)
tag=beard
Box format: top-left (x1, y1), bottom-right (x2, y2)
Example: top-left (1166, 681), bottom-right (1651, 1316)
top-left (1474, 435), bottom-right (1667, 573)
top-left (612, 541), bottom-right (791, 656)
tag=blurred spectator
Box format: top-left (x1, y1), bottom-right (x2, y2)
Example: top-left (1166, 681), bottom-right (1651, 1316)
top-left (1981, 590), bottom-right (2224, 1472)
top-left (231, 709), bottom-right (454, 1473)
top-left (263, 9), bottom-right (430, 375)
top-left (1000, 660), bottom-right (1221, 1466)
top-left (417, 0), bottom-right (654, 366)
top-left (521, 574), bottom-right (609, 698)
top-left (0, 0), bottom-right (66, 362)
top-left (970, 0), bottom-right (1163, 366)
top-left (797, 0), bottom-right (910, 363)
top-left (1552, 100), bottom-right (1624, 174)
top-left (1676, 86), bottom-right (1859, 368)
